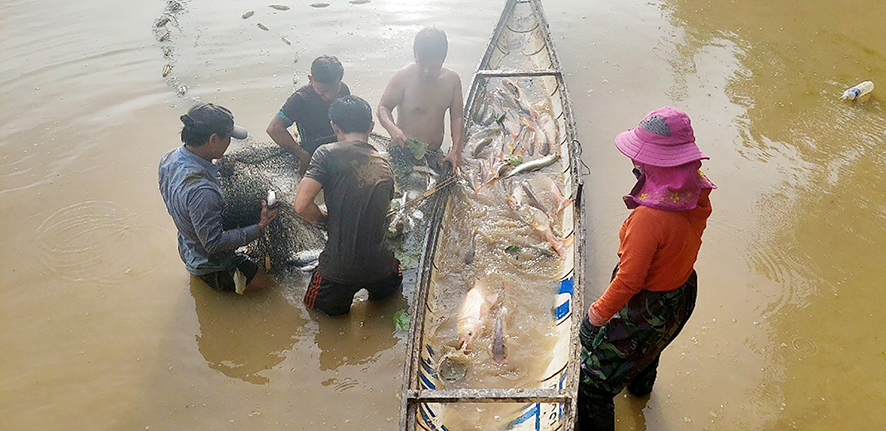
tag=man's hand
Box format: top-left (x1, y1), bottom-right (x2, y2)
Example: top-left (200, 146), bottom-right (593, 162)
top-left (390, 127), bottom-right (408, 146)
top-left (258, 202), bottom-right (279, 230)
top-left (443, 149), bottom-right (463, 170)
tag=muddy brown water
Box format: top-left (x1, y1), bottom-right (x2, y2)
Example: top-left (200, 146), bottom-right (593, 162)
top-left (2, 0), bottom-right (884, 429)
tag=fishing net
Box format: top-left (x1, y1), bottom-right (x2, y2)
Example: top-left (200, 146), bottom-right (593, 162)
top-left (217, 135), bottom-right (442, 275)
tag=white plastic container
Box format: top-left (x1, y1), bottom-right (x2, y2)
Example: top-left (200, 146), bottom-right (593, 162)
top-left (266, 189), bottom-right (278, 208)
top-left (842, 81), bottom-right (874, 100)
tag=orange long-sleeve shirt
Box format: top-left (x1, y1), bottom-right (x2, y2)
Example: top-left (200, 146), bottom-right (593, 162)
top-left (588, 189), bottom-right (712, 325)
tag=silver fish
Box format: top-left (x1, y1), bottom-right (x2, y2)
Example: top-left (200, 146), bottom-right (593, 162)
top-left (501, 154), bottom-right (560, 179)
top-left (521, 180), bottom-right (548, 214)
top-left (464, 228), bottom-right (477, 265)
top-left (162, 64), bottom-right (172, 78)
top-left (242, 10), bottom-right (255, 19)
top-left (269, 4), bottom-right (290, 10)
top-left (257, 23), bottom-right (269, 31)
top-left (539, 113), bottom-right (558, 155)
top-left (492, 305), bottom-right (508, 364)
top-left (470, 136), bottom-right (493, 158)
top-left (290, 248), bottom-right (322, 272)
top-left (281, 35), bottom-right (291, 45)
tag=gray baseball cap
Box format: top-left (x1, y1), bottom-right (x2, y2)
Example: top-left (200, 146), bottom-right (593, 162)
top-left (180, 102), bottom-right (248, 140)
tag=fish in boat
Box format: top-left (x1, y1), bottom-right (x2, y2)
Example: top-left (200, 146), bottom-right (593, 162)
top-left (520, 180), bottom-right (548, 214)
top-left (492, 305), bottom-right (508, 364)
top-left (457, 280), bottom-right (499, 351)
top-left (500, 153), bottom-right (560, 179)
top-left (502, 79), bottom-right (537, 118)
top-left (242, 10), bottom-right (255, 19)
top-left (549, 178), bottom-right (573, 215)
top-left (269, 4), bottom-right (290, 10)
top-left (539, 112), bottom-right (558, 155)
top-left (464, 228), bottom-right (477, 265)
top-left (257, 23), bottom-right (269, 31)
top-left (521, 117), bottom-right (547, 157)
top-left (508, 184), bottom-right (572, 257)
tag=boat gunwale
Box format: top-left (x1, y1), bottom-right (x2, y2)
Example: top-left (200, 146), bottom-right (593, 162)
top-left (400, 0), bottom-right (585, 429)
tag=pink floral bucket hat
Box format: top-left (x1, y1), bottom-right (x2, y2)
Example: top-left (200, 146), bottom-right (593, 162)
top-left (614, 106), bottom-right (708, 167)
top-left (616, 106), bottom-right (716, 211)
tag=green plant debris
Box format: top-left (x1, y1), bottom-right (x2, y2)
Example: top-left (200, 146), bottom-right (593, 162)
top-left (394, 309), bottom-right (410, 331)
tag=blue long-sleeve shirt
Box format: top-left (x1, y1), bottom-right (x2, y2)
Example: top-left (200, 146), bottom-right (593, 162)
top-left (158, 146), bottom-right (261, 275)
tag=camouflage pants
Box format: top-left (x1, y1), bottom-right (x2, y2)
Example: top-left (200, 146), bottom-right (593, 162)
top-left (576, 270), bottom-right (698, 431)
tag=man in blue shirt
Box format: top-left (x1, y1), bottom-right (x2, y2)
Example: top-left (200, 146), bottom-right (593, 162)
top-left (159, 102), bottom-right (279, 294)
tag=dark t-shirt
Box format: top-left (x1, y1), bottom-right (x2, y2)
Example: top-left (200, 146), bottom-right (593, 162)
top-left (277, 83), bottom-right (351, 154)
top-left (305, 140), bottom-right (396, 284)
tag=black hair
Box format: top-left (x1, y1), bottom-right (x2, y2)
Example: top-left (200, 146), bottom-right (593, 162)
top-left (413, 27), bottom-right (448, 62)
top-left (179, 103), bottom-right (234, 147)
top-left (311, 56), bottom-right (345, 84)
top-left (329, 95), bottom-right (372, 134)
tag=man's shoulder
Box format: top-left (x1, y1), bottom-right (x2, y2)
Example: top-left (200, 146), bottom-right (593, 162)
top-left (287, 85), bottom-right (316, 103)
top-left (439, 67), bottom-right (461, 86)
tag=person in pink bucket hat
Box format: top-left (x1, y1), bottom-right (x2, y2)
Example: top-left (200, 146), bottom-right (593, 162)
top-left (577, 107), bottom-right (716, 431)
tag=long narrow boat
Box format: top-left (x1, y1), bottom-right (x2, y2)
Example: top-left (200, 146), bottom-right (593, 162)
top-left (401, 0), bottom-right (584, 430)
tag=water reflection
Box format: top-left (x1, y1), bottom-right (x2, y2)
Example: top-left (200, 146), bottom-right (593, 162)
top-left (190, 279), bottom-right (304, 384)
top-left (312, 290), bottom-right (406, 372)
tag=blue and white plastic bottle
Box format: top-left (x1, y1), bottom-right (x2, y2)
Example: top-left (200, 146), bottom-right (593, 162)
top-left (841, 81), bottom-right (874, 100)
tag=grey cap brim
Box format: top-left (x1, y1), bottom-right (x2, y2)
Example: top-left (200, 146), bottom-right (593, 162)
top-left (231, 124), bottom-right (248, 140)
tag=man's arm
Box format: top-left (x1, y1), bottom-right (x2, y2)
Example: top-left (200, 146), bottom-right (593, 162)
top-left (444, 74), bottom-right (465, 169)
top-left (378, 71), bottom-right (408, 146)
top-left (189, 188), bottom-right (277, 255)
top-left (293, 177), bottom-right (327, 226)
top-left (267, 114), bottom-right (312, 174)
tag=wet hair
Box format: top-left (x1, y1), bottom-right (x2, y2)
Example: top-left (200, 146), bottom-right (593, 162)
top-left (310, 56), bottom-right (345, 84)
top-left (329, 95), bottom-right (372, 134)
top-left (180, 103), bottom-right (234, 147)
top-left (413, 27), bottom-right (448, 62)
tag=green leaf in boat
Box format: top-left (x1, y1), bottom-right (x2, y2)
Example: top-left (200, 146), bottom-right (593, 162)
top-left (504, 245), bottom-right (521, 254)
top-left (506, 155), bottom-right (523, 166)
top-left (394, 309), bottom-right (410, 331)
top-left (406, 138), bottom-right (428, 160)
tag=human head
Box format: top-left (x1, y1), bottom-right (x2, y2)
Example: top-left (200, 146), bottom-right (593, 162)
top-left (614, 106), bottom-right (707, 167)
top-left (309, 55), bottom-right (345, 103)
top-left (180, 102), bottom-right (247, 157)
top-left (413, 27), bottom-right (448, 81)
top-left (329, 95), bottom-right (373, 135)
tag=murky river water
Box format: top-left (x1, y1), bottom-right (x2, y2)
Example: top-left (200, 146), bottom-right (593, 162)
top-left (2, 0), bottom-right (884, 429)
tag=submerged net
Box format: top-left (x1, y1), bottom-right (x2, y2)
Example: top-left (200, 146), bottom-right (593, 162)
top-left (217, 135), bottom-right (441, 275)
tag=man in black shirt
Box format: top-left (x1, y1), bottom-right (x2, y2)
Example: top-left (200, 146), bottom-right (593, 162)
top-left (267, 56), bottom-right (351, 174)
top-left (294, 95), bottom-right (401, 316)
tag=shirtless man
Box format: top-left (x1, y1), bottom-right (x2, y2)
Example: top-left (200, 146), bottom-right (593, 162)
top-left (378, 27), bottom-right (465, 169)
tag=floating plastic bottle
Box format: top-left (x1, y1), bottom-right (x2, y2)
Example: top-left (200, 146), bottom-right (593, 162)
top-left (841, 81), bottom-right (874, 100)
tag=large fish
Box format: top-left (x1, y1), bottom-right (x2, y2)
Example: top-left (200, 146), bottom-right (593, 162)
top-left (457, 280), bottom-right (499, 351)
top-left (508, 185), bottom-right (573, 258)
top-left (492, 305), bottom-right (508, 364)
top-left (500, 154), bottom-right (560, 179)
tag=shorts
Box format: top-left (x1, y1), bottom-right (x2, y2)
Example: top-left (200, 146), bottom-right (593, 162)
top-left (196, 254), bottom-right (259, 294)
top-left (304, 260), bottom-right (403, 316)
